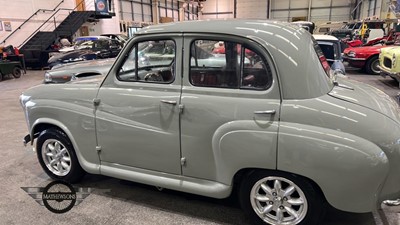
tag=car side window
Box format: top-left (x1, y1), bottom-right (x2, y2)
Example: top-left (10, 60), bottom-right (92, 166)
top-left (110, 40), bottom-right (122, 49)
top-left (190, 40), bottom-right (272, 90)
top-left (95, 40), bottom-right (108, 49)
top-left (117, 40), bottom-right (175, 83)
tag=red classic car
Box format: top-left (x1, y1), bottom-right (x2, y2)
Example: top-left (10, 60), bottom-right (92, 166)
top-left (343, 45), bottom-right (385, 74)
top-left (343, 31), bottom-right (399, 74)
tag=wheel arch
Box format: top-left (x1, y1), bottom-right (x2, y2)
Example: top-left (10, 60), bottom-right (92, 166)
top-left (232, 168), bottom-right (327, 203)
top-left (277, 122), bottom-right (389, 213)
top-left (30, 118), bottom-right (100, 174)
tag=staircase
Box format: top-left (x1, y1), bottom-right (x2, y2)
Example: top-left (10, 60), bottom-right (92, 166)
top-left (8, 0), bottom-right (116, 68)
top-left (21, 11), bottom-right (97, 68)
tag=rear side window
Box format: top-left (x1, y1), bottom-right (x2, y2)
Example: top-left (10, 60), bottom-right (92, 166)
top-left (190, 40), bottom-right (272, 90)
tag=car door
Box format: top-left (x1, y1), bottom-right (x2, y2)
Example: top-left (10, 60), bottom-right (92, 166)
top-left (180, 36), bottom-right (281, 184)
top-left (95, 36), bottom-right (183, 174)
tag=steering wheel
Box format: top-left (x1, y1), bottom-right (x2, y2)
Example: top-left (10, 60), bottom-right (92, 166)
top-left (144, 72), bottom-right (163, 82)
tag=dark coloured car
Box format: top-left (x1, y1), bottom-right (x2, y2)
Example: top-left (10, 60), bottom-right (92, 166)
top-left (101, 33), bottom-right (129, 46)
top-left (47, 36), bottom-right (122, 68)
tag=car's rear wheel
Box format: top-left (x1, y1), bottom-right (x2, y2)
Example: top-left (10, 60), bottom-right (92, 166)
top-left (239, 170), bottom-right (325, 225)
top-left (36, 128), bottom-right (85, 183)
top-left (365, 55), bottom-right (380, 75)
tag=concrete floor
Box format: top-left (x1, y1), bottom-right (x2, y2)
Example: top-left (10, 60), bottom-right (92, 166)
top-left (0, 68), bottom-right (399, 225)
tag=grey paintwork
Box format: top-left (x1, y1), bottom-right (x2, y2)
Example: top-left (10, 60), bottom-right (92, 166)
top-left (20, 20), bottom-right (400, 214)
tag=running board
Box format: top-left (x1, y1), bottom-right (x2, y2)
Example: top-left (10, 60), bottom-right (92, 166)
top-left (100, 162), bottom-right (232, 199)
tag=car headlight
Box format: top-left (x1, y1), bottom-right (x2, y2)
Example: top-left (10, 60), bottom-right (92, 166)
top-left (347, 51), bottom-right (356, 58)
top-left (44, 72), bottom-right (52, 83)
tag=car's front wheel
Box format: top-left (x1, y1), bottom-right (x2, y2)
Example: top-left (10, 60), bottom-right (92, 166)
top-left (36, 128), bottom-right (85, 183)
top-left (239, 170), bottom-right (325, 225)
top-left (365, 55), bottom-right (380, 75)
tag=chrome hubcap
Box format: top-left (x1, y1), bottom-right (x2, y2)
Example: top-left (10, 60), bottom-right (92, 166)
top-left (372, 59), bottom-right (380, 74)
top-left (250, 176), bottom-right (308, 225)
top-left (41, 139), bottom-right (71, 176)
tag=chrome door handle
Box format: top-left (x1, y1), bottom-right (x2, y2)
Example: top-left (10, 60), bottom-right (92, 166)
top-left (254, 110), bottom-right (276, 115)
top-left (160, 100), bottom-right (177, 105)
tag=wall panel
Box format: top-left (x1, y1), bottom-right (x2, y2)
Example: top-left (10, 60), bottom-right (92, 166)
top-left (270, 0), bottom-right (352, 22)
top-left (236, 0), bottom-right (268, 19)
top-left (201, 0), bottom-right (234, 19)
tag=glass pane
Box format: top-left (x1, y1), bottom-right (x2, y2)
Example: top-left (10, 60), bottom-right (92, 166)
top-left (118, 46), bottom-right (137, 81)
top-left (138, 40), bottom-right (175, 83)
top-left (241, 47), bottom-right (271, 89)
top-left (190, 40), bottom-right (239, 88)
top-left (118, 40), bottom-right (175, 83)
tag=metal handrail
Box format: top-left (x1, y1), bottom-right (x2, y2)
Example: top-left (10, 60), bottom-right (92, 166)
top-left (0, 0), bottom-right (64, 44)
top-left (17, 0), bottom-right (93, 49)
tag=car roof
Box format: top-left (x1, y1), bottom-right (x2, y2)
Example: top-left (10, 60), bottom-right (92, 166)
top-left (74, 36), bottom-right (110, 41)
top-left (313, 34), bottom-right (339, 41)
top-left (125, 20), bottom-right (333, 99)
top-left (136, 20), bottom-right (297, 36)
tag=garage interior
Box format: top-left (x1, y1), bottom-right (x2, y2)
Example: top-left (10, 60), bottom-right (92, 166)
top-left (1, 0), bottom-right (400, 225)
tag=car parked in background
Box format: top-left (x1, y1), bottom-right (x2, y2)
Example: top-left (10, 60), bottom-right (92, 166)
top-left (313, 34), bottom-right (346, 74)
top-left (47, 36), bottom-right (122, 68)
top-left (379, 45), bottom-right (400, 86)
top-left (343, 44), bottom-right (387, 74)
top-left (291, 21), bottom-right (315, 34)
top-left (343, 31), bottom-right (400, 75)
top-left (44, 58), bottom-right (114, 83)
top-left (314, 21), bottom-right (347, 35)
top-left (21, 20), bottom-right (400, 225)
top-left (101, 33), bottom-right (129, 46)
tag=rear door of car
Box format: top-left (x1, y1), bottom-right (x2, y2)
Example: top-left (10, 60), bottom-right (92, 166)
top-left (179, 34), bottom-right (281, 183)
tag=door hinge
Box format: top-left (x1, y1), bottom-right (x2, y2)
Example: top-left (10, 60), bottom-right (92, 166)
top-left (180, 157), bottom-right (186, 166)
top-left (93, 98), bottom-right (101, 106)
top-left (96, 146), bottom-right (102, 152)
top-left (179, 104), bottom-right (184, 113)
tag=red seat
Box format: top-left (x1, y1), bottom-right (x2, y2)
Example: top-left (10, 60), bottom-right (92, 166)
top-left (191, 73), bottom-right (218, 86)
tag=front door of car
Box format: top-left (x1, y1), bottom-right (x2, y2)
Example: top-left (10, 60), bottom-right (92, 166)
top-left (180, 36), bottom-right (281, 183)
top-left (95, 36), bottom-right (182, 174)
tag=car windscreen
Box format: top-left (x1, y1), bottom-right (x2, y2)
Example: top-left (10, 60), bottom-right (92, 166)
top-left (74, 40), bottom-right (95, 49)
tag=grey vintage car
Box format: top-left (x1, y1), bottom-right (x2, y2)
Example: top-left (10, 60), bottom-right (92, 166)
top-left (20, 20), bottom-right (400, 225)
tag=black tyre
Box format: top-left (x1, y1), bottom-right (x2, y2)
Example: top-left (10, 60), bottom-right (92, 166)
top-left (36, 128), bottom-right (85, 183)
top-left (12, 67), bottom-right (22, 78)
top-left (239, 170), bottom-right (325, 225)
top-left (365, 55), bottom-right (380, 75)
